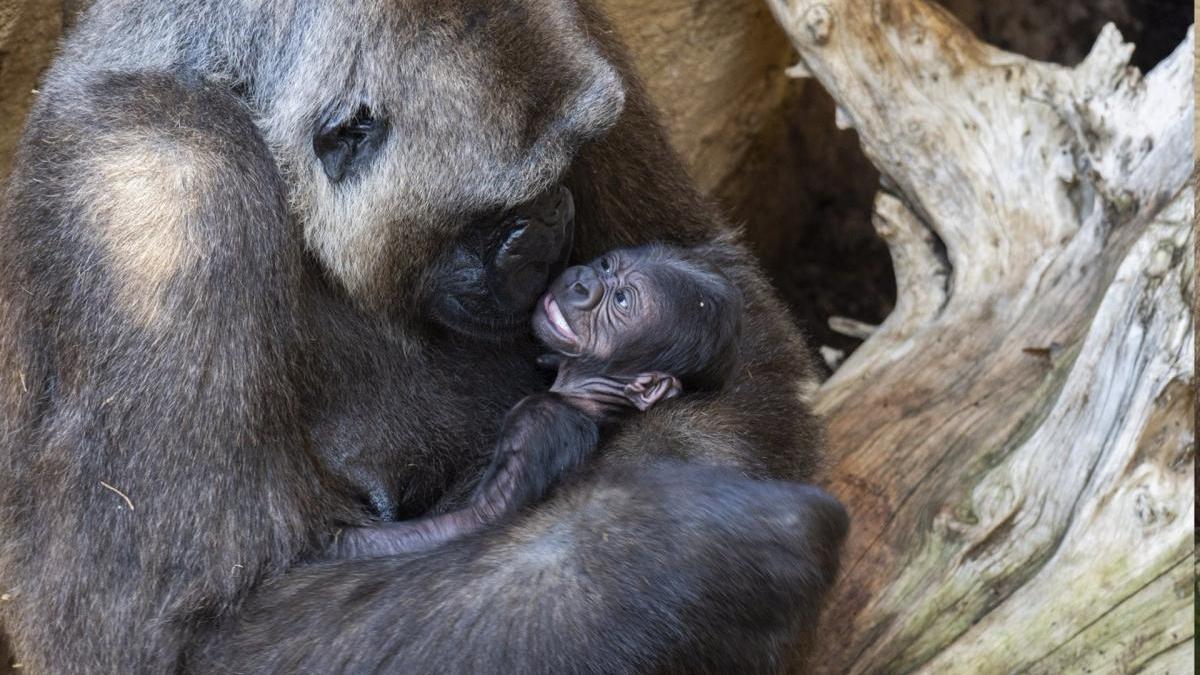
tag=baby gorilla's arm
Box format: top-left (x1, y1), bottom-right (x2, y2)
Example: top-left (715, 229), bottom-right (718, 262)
top-left (326, 393), bottom-right (599, 558)
top-left (328, 506), bottom-right (484, 557)
top-left (472, 393), bottom-right (599, 518)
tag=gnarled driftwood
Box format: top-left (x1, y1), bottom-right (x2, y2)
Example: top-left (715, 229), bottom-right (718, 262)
top-left (763, 0), bottom-right (1195, 672)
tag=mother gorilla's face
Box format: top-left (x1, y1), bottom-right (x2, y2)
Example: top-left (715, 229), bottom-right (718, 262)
top-left (248, 0), bottom-right (626, 330)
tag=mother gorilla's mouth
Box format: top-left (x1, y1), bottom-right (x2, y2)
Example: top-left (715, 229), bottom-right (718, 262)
top-left (426, 186), bottom-right (576, 341)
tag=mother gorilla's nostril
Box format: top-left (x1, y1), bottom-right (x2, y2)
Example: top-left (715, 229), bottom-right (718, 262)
top-left (486, 186), bottom-right (576, 312)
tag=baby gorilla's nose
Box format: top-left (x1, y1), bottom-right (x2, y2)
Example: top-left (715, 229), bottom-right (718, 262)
top-left (559, 265), bottom-right (603, 311)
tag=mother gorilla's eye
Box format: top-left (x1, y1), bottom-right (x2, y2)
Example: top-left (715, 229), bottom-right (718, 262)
top-left (614, 289), bottom-right (630, 310)
top-left (313, 104), bottom-right (390, 183)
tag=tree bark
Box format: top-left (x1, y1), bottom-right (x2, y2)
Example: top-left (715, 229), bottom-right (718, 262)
top-left (600, 0), bottom-right (797, 196)
top-left (0, 0), bottom-right (62, 187)
top-left (762, 1), bottom-right (1195, 672)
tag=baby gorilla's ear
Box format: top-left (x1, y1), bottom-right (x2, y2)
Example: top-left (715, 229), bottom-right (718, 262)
top-left (623, 373), bottom-right (683, 412)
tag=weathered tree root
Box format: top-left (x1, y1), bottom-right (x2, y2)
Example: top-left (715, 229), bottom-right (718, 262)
top-left (763, 0), bottom-right (1195, 671)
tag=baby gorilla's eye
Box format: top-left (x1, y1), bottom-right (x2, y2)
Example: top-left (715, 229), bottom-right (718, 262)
top-left (599, 257), bottom-right (611, 272)
top-left (614, 289), bottom-right (630, 310)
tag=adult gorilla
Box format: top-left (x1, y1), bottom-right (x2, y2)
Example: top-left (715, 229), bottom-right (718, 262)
top-left (0, 1), bottom-right (846, 672)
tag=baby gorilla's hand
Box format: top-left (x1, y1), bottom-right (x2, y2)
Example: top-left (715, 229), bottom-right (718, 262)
top-left (616, 372), bottom-right (682, 411)
top-left (549, 361), bottom-right (680, 419)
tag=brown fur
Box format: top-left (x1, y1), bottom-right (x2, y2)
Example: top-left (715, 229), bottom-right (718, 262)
top-left (82, 140), bottom-right (212, 326)
top-left (0, 1), bottom-right (842, 673)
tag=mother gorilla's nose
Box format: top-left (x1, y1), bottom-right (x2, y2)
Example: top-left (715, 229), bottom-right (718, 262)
top-left (487, 186), bottom-right (575, 312)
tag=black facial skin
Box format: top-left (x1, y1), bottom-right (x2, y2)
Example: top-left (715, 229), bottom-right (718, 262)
top-left (426, 186), bottom-right (575, 340)
top-left (329, 244), bottom-right (743, 557)
top-left (533, 249), bottom-right (650, 360)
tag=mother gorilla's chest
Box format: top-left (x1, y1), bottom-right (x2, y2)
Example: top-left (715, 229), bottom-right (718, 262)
top-left (304, 323), bottom-right (549, 520)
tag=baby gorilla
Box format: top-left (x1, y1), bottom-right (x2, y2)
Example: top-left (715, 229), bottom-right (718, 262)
top-left (329, 243), bottom-right (742, 557)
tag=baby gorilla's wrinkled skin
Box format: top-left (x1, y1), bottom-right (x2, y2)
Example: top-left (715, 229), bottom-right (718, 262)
top-left (534, 243), bottom-right (741, 412)
top-left (328, 244), bottom-right (741, 558)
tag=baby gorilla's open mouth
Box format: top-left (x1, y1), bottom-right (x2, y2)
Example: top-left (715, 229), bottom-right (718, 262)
top-left (533, 292), bottom-right (581, 354)
top-left (542, 294), bottom-right (577, 341)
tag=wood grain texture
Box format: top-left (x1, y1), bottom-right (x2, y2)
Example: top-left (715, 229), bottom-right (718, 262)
top-left (0, 0), bottom-right (62, 187)
top-left (762, 0), bottom-right (1195, 672)
top-left (601, 0), bottom-right (796, 195)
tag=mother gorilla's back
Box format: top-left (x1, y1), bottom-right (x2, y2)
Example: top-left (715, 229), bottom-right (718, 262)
top-left (0, 1), bottom-right (846, 672)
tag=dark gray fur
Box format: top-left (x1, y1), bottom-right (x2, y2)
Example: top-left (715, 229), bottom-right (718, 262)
top-left (0, 1), bottom-right (845, 673)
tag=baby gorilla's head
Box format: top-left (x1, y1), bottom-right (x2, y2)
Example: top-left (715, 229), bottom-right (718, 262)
top-left (533, 243), bottom-right (742, 413)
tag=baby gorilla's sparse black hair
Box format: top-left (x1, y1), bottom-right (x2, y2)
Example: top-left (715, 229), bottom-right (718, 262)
top-left (604, 243), bottom-right (743, 391)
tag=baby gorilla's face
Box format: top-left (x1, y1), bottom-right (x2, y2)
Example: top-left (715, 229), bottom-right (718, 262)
top-left (533, 249), bottom-right (665, 360)
top-left (533, 244), bottom-right (741, 415)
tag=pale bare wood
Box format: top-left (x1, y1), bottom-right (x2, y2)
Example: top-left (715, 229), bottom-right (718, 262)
top-left (762, 0), bottom-right (1195, 672)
